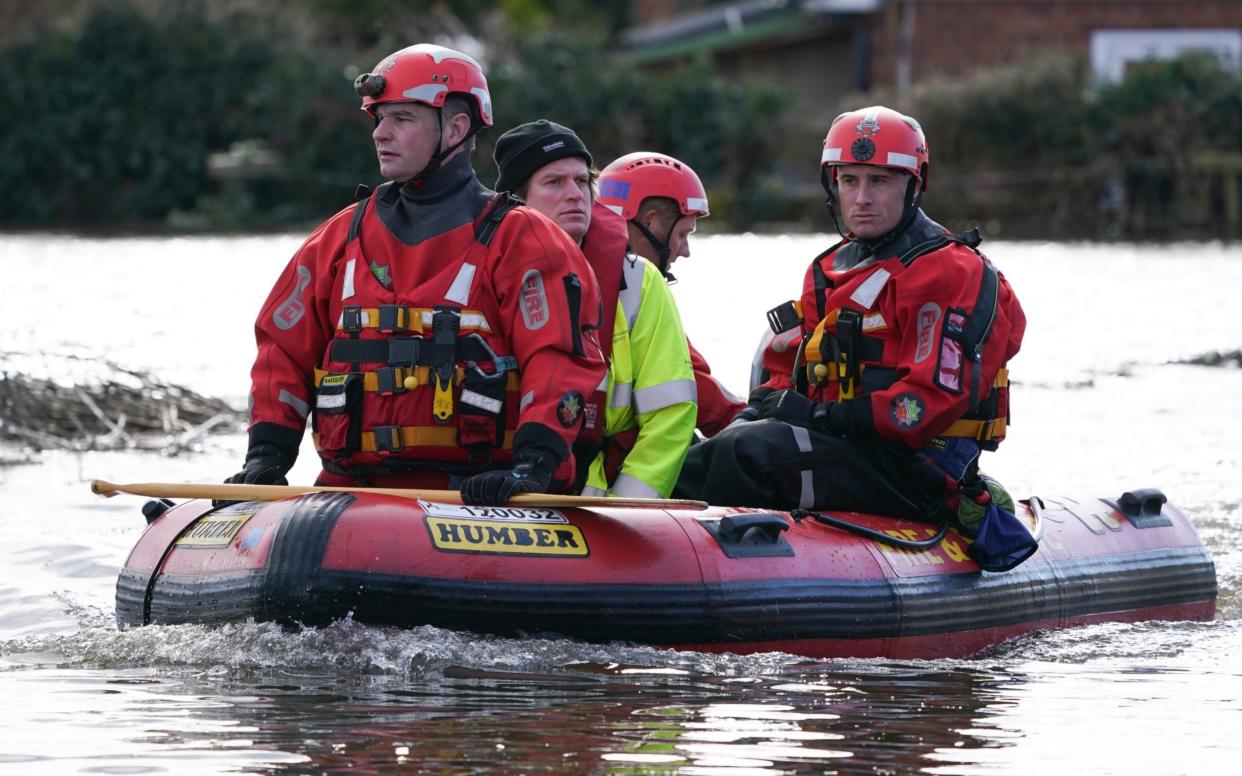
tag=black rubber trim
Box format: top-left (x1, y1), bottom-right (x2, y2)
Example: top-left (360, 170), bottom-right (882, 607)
top-left (260, 492), bottom-right (356, 625)
top-left (121, 544), bottom-right (1216, 645)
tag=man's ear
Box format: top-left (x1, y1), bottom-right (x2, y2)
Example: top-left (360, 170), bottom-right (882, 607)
top-left (444, 111), bottom-right (473, 146)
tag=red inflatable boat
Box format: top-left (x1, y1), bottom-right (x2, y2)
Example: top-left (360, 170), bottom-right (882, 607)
top-left (114, 487), bottom-right (1216, 659)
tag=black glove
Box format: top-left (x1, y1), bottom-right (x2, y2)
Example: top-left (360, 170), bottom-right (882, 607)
top-left (460, 447), bottom-right (558, 506)
top-left (758, 390), bottom-right (848, 436)
top-left (215, 424), bottom-right (299, 507)
top-left (727, 386), bottom-right (773, 428)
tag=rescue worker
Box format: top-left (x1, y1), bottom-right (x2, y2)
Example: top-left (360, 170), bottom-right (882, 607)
top-left (492, 121), bottom-right (696, 498)
top-left (224, 44), bottom-right (606, 507)
top-left (675, 106), bottom-right (1029, 566)
top-left (597, 153), bottom-right (747, 438)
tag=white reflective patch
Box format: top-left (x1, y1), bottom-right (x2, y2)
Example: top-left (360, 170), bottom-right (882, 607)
top-left (316, 393), bottom-right (346, 410)
top-left (337, 308), bottom-right (375, 328)
top-left (685, 197), bottom-right (709, 213)
top-left (862, 312), bottom-right (888, 332)
top-left (914, 302), bottom-right (942, 363)
top-left (611, 473), bottom-right (663, 499)
top-left (471, 86), bottom-right (493, 125)
top-left (341, 258), bottom-right (356, 301)
top-left (460, 389), bottom-right (502, 415)
top-left (849, 267), bottom-right (890, 310)
top-left (821, 147), bottom-right (843, 164)
top-left (610, 381), bottom-right (633, 409)
top-left (273, 266), bottom-right (312, 330)
top-left (279, 390), bottom-right (310, 418)
top-left (415, 309), bottom-right (490, 332)
top-left (620, 259), bottom-right (645, 331)
top-left (888, 151), bottom-right (918, 170)
top-left (402, 83), bottom-right (447, 103)
top-left (519, 391), bottom-right (534, 412)
top-left (790, 424), bottom-right (813, 453)
top-left (519, 269), bottom-right (549, 331)
top-left (799, 470), bottom-right (815, 509)
top-left (445, 262), bottom-right (476, 305)
top-left (413, 44), bottom-right (482, 67)
top-left (603, 203), bottom-right (624, 216)
top-left (634, 380), bottom-right (697, 414)
top-left (581, 485), bottom-right (607, 497)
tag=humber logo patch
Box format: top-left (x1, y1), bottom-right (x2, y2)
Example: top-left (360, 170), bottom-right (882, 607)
top-left (426, 518), bottom-right (589, 557)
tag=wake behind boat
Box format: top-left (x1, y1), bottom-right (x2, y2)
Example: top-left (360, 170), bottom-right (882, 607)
top-left (112, 484), bottom-right (1216, 659)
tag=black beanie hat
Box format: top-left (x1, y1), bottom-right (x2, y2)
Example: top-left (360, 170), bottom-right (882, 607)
top-left (493, 119), bottom-right (592, 194)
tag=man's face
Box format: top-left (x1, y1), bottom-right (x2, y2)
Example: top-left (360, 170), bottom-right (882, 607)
top-left (631, 210), bottom-right (698, 271)
top-left (835, 164), bottom-right (909, 240)
top-left (523, 156), bottom-right (593, 243)
top-left (371, 102), bottom-right (443, 182)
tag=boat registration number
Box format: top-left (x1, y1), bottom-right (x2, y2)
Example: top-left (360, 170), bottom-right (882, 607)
top-left (417, 500), bottom-right (568, 523)
top-left (175, 512), bottom-right (254, 548)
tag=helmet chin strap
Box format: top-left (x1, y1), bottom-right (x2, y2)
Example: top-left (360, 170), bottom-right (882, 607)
top-left (631, 215), bottom-right (683, 282)
top-left (821, 167), bottom-right (923, 248)
top-left (400, 109), bottom-right (479, 189)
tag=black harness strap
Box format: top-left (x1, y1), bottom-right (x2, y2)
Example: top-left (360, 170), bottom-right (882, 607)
top-left (475, 193), bottom-right (522, 246)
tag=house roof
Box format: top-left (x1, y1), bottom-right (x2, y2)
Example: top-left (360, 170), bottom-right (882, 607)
top-left (621, 0), bottom-right (885, 63)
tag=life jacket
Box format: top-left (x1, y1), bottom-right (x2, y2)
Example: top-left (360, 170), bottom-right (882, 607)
top-left (770, 223), bottom-right (1011, 451)
top-left (311, 189), bottom-right (527, 476)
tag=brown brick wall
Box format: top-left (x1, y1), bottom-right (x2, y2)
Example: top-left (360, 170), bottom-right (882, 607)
top-left (867, 0), bottom-right (1242, 89)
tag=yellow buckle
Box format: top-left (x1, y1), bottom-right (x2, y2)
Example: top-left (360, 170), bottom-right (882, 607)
top-left (432, 372), bottom-right (454, 422)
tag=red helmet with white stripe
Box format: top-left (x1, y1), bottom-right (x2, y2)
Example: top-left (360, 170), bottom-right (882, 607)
top-left (354, 43), bottom-right (493, 128)
top-left (598, 152), bottom-right (710, 220)
top-left (820, 106), bottom-right (929, 192)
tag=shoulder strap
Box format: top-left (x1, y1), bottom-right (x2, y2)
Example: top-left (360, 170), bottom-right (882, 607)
top-left (810, 240), bottom-right (845, 318)
top-left (899, 226), bottom-right (983, 267)
top-left (474, 192), bottom-right (523, 247)
top-left (347, 193), bottom-right (371, 243)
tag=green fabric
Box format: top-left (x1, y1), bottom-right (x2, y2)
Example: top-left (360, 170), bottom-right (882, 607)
top-left (956, 476), bottom-right (1016, 536)
top-left (585, 257), bottom-right (696, 498)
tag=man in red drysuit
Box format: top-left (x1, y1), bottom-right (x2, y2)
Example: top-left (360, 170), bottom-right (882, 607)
top-left (224, 44), bottom-right (606, 506)
top-left (676, 106), bottom-right (1027, 539)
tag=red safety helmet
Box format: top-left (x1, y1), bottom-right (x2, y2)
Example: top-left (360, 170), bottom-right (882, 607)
top-left (598, 152), bottom-right (710, 220)
top-left (354, 44), bottom-right (493, 128)
top-left (820, 106), bottom-right (929, 192)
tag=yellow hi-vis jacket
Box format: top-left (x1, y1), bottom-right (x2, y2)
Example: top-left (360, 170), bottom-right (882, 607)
top-left (582, 255), bottom-right (697, 498)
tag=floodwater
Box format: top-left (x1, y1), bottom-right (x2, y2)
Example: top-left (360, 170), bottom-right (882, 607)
top-left (1, 232), bottom-right (1240, 775)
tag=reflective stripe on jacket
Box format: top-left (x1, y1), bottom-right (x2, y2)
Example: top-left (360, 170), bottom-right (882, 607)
top-left (583, 256), bottom-right (696, 498)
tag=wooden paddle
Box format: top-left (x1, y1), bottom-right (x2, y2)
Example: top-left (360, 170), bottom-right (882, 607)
top-left (89, 479), bottom-right (708, 510)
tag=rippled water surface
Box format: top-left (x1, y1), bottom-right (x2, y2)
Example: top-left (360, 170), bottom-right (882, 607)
top-left (2, 234), bottom-right (1241, 774)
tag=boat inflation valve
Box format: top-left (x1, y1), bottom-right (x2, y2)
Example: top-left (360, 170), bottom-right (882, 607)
top-left (141, 498), bottom-right (176, 524)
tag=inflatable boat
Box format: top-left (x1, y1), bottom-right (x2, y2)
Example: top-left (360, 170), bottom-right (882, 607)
top-left (110, 483), bottom-right (1216, 659)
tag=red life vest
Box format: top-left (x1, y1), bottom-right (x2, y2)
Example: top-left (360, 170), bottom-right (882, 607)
top-left (312, 192), bottom-right (529, 473)
top-left (773, 226), bottom-right (1023, 451)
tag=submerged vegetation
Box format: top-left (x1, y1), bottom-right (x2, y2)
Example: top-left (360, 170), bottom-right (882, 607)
top-left (0, 352), bottom-right (243, 460)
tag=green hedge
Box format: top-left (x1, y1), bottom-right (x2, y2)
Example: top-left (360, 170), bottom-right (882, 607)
top-left (4, 2), bottom-right (1239, 239)
top-left (0, 5), bottom-right (784, 232)
top-left (907, 52), bottom-right (1242, 239)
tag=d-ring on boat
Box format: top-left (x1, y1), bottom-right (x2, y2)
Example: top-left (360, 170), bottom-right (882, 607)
top-left (104, 480), bottom-right (1216, 660)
